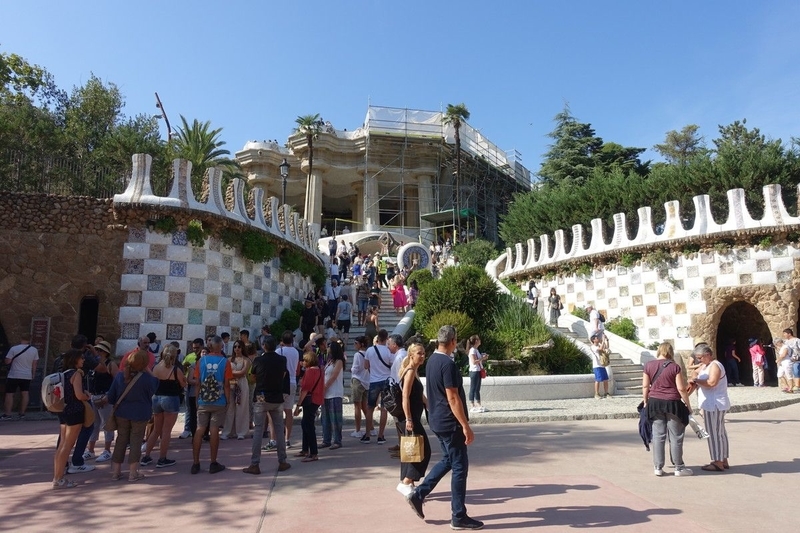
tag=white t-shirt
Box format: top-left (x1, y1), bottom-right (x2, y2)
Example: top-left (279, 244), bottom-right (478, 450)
top-left (589, 309), bottom-right (602, 335)
top-left (468, 347), bottom-right (483, 372)
top-left (786, 337), bottom-right (800, 359)
top-left (277, 345), bottom-right (300, 383)
top-left (5, 343), bottom-right (39, 380)
top-left (324, 360), bottom-right (344, 399)
top-left (589, 344), bottom-right (604, 369)
top-left (351, 350), bottom-right (370, 387)
top-left (366, 344), bottom-right (393, 383)
top-left (390, 348), bottom-right (408, 382)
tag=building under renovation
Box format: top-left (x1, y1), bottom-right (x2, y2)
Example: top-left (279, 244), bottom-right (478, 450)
top-left (235, 105), bottom-right (532, 244)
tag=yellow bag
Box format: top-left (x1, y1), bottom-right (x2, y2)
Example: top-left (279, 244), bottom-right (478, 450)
top-left (400, 433), bottom-right (425, 463)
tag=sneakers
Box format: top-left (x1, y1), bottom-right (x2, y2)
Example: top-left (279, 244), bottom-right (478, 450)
top-left (406, 492), bottom-right (425, 520)
top-left (0, 415), bottom-right (13, 421)
top-left (450, 516), bottom-right (485, 530)
top-left (654, 468), bottom-right (664, 477)
top-left (52, 478), bottom-right (78, 489)
top-left (178, 430), bottom-right (192, 439)
top-left (696, 428), bottom-right (710, 439)
top-left (370, 429), bottom-right (378, 436)
top-left (96, 450), bottom-right (112, 462)
top-left (237, 435), bottom-right (245, 440)
top-left (190, 463), bottom-right (201, 475)
top-left (262, 440), bottom-right (277, 452)
top-left (377, 436), bottom-right (387, 445)
top-left (67, 464), bottom-right (95, 474)
top-left (140, 456), bottom-right (153, 466)
top-left (397, 482), bottom-right (414, 496)
top-left (351, 430), bottom-right (365, 438)
top-left (82, 451), bottom-right (95, 461)
top-left (604, 393), bottom-right (612, 399)
top-left (278, 462), bottom-right (292, 472)
top-left (16, 413), bottom-right (25, 420)
top-left (220, 435), bottom-right (229, 440)
top-left (360, 435), bottom-right (371, 444)
top-left (388, 445), bottom-right (401, 452)
top-left (156, 458), bottom-right (176, 468)
top-left (242, 464), bottom-right (261, 475)
top-left (209, 462), bottom-right (226, 474)
top-left (674, 467), bottom-right (694, 477)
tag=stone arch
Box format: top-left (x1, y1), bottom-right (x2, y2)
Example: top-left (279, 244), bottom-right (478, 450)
top-left (715, 301), bottom-right (771, 385)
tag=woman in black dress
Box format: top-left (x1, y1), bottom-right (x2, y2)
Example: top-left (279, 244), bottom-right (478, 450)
top-left (53, 349), bottom-right (89, 489)
top-left (397, 343), bottom-right (431, 496)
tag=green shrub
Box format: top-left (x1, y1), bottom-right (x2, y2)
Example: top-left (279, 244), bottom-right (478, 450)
top-left (489, 293), bottom-right (550, 359)
top-left (154, 216), bottom-right (177, 234)
top-left (618, 252), bottom-right (640, 268)
top-left (502, 279), bottom-right (526, 298)
top-left (451, 239), bottom-right (499, 268)
top-left (291, 299), bottom-right (305, 314)
top-left (406, 268), bottom-right (434, 289)
top-left (413, 265), bottom-right (499, 335)
top-left (421, 310), bottom-right (475, 344)
top-left (280, 249), bottom-right (327, 287)
top-left (575, 262), bottom-right (593, 278)
top-left (526, 335), bottom-right (591, 375)
top-left (186, 219), bottom-right (207, 247)
top-left (571, 306), bottom-right (590, 321)
top-left (605, 316), bottom-right (637, 341)
top-left (240, 231), bottom-right (277, 263)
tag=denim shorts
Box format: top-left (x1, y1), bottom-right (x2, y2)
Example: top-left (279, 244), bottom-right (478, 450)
top-left (593, 367), bottom-right (609, 382)
top-left (152, 394), bottom-right (181, 414)
top-left (793, 361), bottom-right (800, 378)
top-left (367, 379), bottom-right (387, 408)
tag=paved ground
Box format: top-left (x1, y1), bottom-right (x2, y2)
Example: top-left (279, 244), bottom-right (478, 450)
top-left (1, 388), bottom-right (798, 532)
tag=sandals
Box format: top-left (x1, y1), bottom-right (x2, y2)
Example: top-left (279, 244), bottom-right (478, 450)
top-left (301, 455), bottom-right (318, 462)
top-left (52, 478), bottom-right (78, 489)
top-left (295, 451), bottom-right (308, 458)
top-left (701, 463), bottom-right (725, 472)
top-left (111, 472), bottom-right (124, 481)
top-left (129, 472), bottom-right (146, 482)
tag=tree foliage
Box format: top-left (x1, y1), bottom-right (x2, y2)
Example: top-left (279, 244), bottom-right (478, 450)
top-left (452, 238), bottom-right (498, 267)
top-left (170, 115), bottom-right (240, 194)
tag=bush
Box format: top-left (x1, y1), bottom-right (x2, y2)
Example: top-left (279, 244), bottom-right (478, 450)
top-left (421, 310), bottom-right (475, 345)
top-left (488, 294), bottom-right (550, 359)
top-left (526, 336), bottom-right (591, 375)
top-left (406, 268), bottom-right (434, 290)
top-left (413, 265), bottom-right (499, 335)
top-left (605, 316), bottom-right (637, 341)
top-left (571, 306), bottom-right (589, 321)
top-left (451, 239), bottom-right (499, 268)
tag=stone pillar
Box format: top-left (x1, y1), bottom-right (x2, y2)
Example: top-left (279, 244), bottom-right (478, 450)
top-left (417, 174), bottom-right (435, 243)
top-left (364, 171), bottom-right (380, 232)
top-left (248, 171), bottom-right (271, 196)
top-left (303, 168), bottom-right (324, 234)
top-left (404, 184), bottom-right (419, 233)
top-left (352, 182), bottom-right (364, 230)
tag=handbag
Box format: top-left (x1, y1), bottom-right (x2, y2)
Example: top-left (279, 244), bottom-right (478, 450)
top-left (105, 373), bottom-right (142, 432)
top-left (400, 431), bottom-right (425, 463)
top-left (82, 400), bottom-right (95, 428)
top-left (480, 367), bottom-right (487, 379)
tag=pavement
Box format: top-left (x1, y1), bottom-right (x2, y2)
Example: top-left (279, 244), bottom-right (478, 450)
top-left (1, 387), bottom-right (798, 532)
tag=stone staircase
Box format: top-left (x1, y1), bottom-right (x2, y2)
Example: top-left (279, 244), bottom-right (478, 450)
top-left (554, 327), bottom-right (643, 395)
top-left (341, 290), bottom-right (405, 400)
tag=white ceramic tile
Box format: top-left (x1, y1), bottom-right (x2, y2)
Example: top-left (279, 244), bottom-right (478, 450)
top-left (771, 257), bottom-right (795, 272)
top-left (165, 276), bottom-right (190, 293)
top-left (141, 290), bottom-right (169, 308)
top-left (205, 280), bottom-right (221, 296)
top-left (185, 325), bottom-right (206, 341)
top-left (167, 244), bottom-right (193, 262)
top-left (121, 274), bottom-right (147, 291)
top-left (220, 268), bottom-right (234, 283)
top-left (231, 284), bottom-right (245, 300)
top-left (145, 230), bottom-right (173, 245)
top-left (118, 306), bottom-right (146, 323)
top-left (123, 242), bottom-right (150, 259)
top-left (206, 250), bottom-right (222, 267)
top-left (163, 308), bottom-right (189, 324)
top-left (184, 293), bottom-right (206, 310)
top-left (144, 259), bottom-right (170, 276)
top-left (204, 310), bottom-right (221, 324)
top-left (752, 271), bottom-right (777, 285)
top-left (186, 262), bottom-right (207, 278)
top-left (715, 274), bottom-right (739, 288)
top-left (218, 297), bottom-right (233, 312)
top-left (115, 340), bottom-right (137, 357)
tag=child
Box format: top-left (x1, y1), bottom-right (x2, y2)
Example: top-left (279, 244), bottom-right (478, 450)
top-left (589, 334), bottom-right (610, 399)
top-left (749, 338), bottom-right (766, 387)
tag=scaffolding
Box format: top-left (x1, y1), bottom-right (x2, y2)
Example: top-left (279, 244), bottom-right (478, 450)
top-left (363, 105), bottom-right (532, 245)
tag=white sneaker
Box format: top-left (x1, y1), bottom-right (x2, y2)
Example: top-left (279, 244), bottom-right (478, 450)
top-left (396, 482), bottom-right (414, 496)
top-left (478, 406), bottom-right (487, 413)
top-left (140, 443), bottom-right (147, 453)
top-left (178, 430), bottom-right (192, 439)
top-left (237, 435), bottom-right (245, 440)
top-left (67, 464), bottom-right (96, 474)
top-left (674, 468), bottom-right (694, 477)
top-left (351, 430), bottom-right (364, 438)
top-left (220, 435), bottom-right (229, 440)
top-left (654, 468), bottom-right (664, 477)
top-left (95, 450), bottom-right (112, 462)
top-left (82, 451), bottom-right (95, 460)
top-left (370, 429), bottom-right (377, 436)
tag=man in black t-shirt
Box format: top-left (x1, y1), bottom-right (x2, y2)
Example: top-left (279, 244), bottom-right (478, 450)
top-left (244, 335), bottom-right (291, 475)
top-left (405, 325), bottom-right (483, 531)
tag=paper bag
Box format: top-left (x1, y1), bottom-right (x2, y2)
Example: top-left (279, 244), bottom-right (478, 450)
top-left (400, 433), bottom-right (425, 463)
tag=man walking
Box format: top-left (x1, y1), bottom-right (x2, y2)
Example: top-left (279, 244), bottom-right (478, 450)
top-left (191, 336), bottom-right (232, 474)
top-left (2, 333), bottom-right (39, 420)
top-left (362, 330), bottom-right (394, 444)
top-left (244, 335), bottom-right (291, 474)
top-left (406, 325), bottom-right (483, 530)
top-left (277, 331), bottom-right (300, 448)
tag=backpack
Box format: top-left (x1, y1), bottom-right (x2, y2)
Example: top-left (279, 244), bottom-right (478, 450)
top-left (380, 377), bottom-right (405, 419)
top-left (599, 350), bottom-right (610, 367)
top-left (598, 312), bottom-right (606, 323)
top-left (198, 358), bottom-right (223, 404)
top-left (41, 372), bottom-right (66, 413)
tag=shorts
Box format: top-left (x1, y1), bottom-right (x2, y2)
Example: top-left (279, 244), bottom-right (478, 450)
top-left (58, 403), bottom-right (85, 427)
top-left (593, 367), bottom-right (609, 382)
top-left (338, 320), bottom-right (351, 333)
top-left (4, 378), bottom-right (31, 393)
top-left (778, 360), bottom-right (791, 378)
top-left (152, 394), bottom-right (181, 414)
top-left (351, 378), bottom-right (368, 403)
top-left (283, 383), bottom-right (298, 410)
top-left (196, 404), bottom-right (227, 428)
top-left (793, 361), bottom-right (800, 378)
top-left (358, 298), bottom-right (369, 313)
top-left (367, 379), bottom-right (387, 408)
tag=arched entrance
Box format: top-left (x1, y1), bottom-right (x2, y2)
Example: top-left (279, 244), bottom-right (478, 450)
top-left (716, 301), bottom-right (773, 386)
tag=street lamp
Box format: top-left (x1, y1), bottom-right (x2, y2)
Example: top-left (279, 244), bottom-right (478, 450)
top-left (279, 158), bottom-right (290, 206)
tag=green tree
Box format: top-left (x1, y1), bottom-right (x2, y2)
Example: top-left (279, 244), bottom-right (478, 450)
top-left (443, 103), bottom-right (470, 235)
top-left (63, 75), bottom-right (123, 161)
top-left (452, 238), bottom-right (498, 267)
top-left (653, 124), bottom-right (706, 166)
top-left (538, 104), bottom-right (603, 186)
top-left (170, 115), bottom-right (240, 194)
top-left (294, 113), bottom-right (323, 180)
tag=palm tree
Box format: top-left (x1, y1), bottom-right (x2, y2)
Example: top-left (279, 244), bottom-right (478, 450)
top-left (294, 113), bottom-right (324, 221)
top-left (171, 115), bottom-right (241, 194)
top-left (443, 103), bottom-right (470, 239)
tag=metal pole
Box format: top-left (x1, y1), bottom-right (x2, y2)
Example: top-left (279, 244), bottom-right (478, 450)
top-left (282, 175), bottom-right (287, 207)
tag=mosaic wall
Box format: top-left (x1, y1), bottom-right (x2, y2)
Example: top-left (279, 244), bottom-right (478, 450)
top-left (116, 226), bottom-right (306, 356)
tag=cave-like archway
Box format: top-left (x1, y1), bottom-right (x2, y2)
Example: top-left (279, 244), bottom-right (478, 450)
top-left (716, 301), bottom-right (773, 386)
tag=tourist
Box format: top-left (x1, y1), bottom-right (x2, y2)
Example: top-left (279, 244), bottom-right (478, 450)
top-left (85, 340), bottom-right (117, 463)
top-left (722, 339), bottom-right (741, 387)
top-left (330, 257), bottom-right (340, 284)
top-left (349, 336), bottom-right (370, 438)
top-left (179, 338), bottom-right (203, 439)
top-left (364, 306), bottom-right (379, 347)
top-left (140, 345), bottom-right (186, 468)
top-left (293, 351), bottom-right (324, 462)
top-left (191, 336), bottom-right (233, 475)
top-left (299, 298), bottom-right (319, 347)
top-left (221, 340), bottom-right (251, 440)
top-left (276, 331), bottom-right (300, 448)
top-left (336, 294), bottom-right (353, 345)
top-left (393, 276), bottom-right (408, 314)
top-left (362, 330), bottom-right (394, 445)
top-left (106, 349), bottom-right (158, 482)
top-left (405, 325), bottom-right (482, 530)
top-left (52, 349), bottom-right (89, 489)
top-left (369, 280), bottom-right (382, 310)
top-left (749, 338), bottom-right (766, 387)
top-left (326, 279), bottom-right (342, 320)
top-left (408, 280), bottom-right (419, 309)
top-left (356, 275), bottom-right (370, 326)
top-left (466, 335), bottom-right (488, 412)
top-left (589, 334), bottom-right (611, 399)
top-left (526, 281), bottom-right (539, 312)
top-left (397, 343), bottom-right (431, 496)
top-left (774, 338), bottom-right (793, 392)
top-left (546, 288), bottom-right (562, 327)
top-left (689, 343), bottom-right (731, 472)
top-left (642, 342), bottom-right (693, 477)
top-left (320, 340), bottom-right (345, 450)
top-left (2, 333), bottom-right (39, 421)
top-left (785, 328), bottom-right (800, 392)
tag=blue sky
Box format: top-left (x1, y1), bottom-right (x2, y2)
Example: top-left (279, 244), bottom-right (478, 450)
top-left (2, 1), bottom-right (799, 174)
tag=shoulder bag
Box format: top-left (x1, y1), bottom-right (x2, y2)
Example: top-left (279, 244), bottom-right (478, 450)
top-left (104, 373), bottom-right (142, 432)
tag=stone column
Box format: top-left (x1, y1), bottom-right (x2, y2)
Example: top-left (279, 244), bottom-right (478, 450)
top-left (417, 174), bottom-right (435, 243)
top-left (364, 171), bottom-right (380, 231)
top-left (404, 184), bottom-right (419, 233)
top-left (352, 182), bottom-right (364, 231)
top-left (303, 168), bottom-right (324, 234)
top-left (248, 171), bottom-right (271, 196)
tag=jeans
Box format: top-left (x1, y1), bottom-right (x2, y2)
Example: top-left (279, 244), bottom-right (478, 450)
top-left (651, 413), bottom-right (686, 469)
top-left (71, 424), bottom-right (94, 466)
top-left (468, 372), bottom-right (482, 403)
top-left (725, 358), bottom-right (739, 385)
top-left (301, 401), bottom-right (319, 456)
top-left (251, 401), bottom-right (286, 464)
top-left (415, 428), bottom-right (469, 521)
top-left (321, 397), bottom-right (343, 445)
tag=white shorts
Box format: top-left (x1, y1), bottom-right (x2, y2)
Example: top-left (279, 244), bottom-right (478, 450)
top-left (778, 359), bottom-right (792, 378)
top-left (283, 383), bottom-right (298, 410)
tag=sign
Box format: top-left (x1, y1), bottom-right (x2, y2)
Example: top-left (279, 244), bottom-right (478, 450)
top-left (28, 317), bottom-right (51, 410)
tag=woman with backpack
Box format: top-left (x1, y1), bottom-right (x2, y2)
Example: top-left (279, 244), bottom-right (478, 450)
top-left (53, 349), bottom-right (90, 489)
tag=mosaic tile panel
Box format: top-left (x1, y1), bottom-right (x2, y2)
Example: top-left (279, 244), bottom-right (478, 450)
top-left (121, 323), bottom-right (140, 339)
top-left (671, 280), bottom-right (684, 290)
top-left (232, 299), bottom-right (242, 314)
top-left (221, 283), bottom-right (231, 298)
top-left (619, 286), bottom-right (629, 297)
top-left (596, 289), bottom-right (605, 300)
top-left (632, 295), bottom-right (644, 306)
top-left (264, 265), bottom-right (272, 278)
top-left (146, 308), bottom-right (162, 323)
top-left (658, 292), bottom-right (671, 304)
top-left (677, 326), bottom-right (690, 338)
top-left (209, 238), bottom-right (221, 252)
top-left (208, 265), bottom-right (220, 281)
top-left (222, 254), bottom-right (233, 269)
top-left (704, 277), bottom-right (717, 289)
top-left (278, 295), bottom-right (285, 306)
top-left (124, 259), bottom-right (144, 275)
top-left (147, 275), bottom-right (166, 291)
top-left (189, 277), bottom-right (205, 294)
top-left (234, 271), bottom-right (243, 285)
top-left (585, 280), bottom-right (594, 290)
top-left (254, 276), bottom-right (262, 290)
top-left (606, 277), bottom-right (616, 288)
top-left (644, 283), bottom-right (655, 294)
top-left (205, 325), bottom-right (218, 339)
top-left (773, 245), bottom-right (788, 257)
top-left (172, 231), bottom-right (188, 246)
top-left (660, 315), bottom-right (673, 327)
top-left (689, 290), bottom-right (701, 301)
top-left (253, 302), bottom-right (261, 316)
top-left (244, 261), bottom-right (253, 274)
top-left (617, 266), bottom-right (627, 275)
top-left (608, 298), bottom-right (617, 309)
top-left (566, 283), bottom-right (574, 294)
top-left (170, 261), bottom-right (187, 277)
top-left (168, 292), bottom-right (185, 308)
top-left (631, 273), bottom-right (641, 284)
top-left (700, 252), bottom-right (715, 264)
top-left (166, 324), bottom-right (183, 340)
top-left (129, 226), bottom-right (146, 243)
top-left (756, 259), bottom-right (771, 272)
top-left (687, 266), bottom-right (699, 278)
top-left (150, 244), bottom-right (167, 260)
top-left (675, 303), bottom-right (687, 314)
top-left (739, 273), bottom-right (752, 285)
top-left (207, 295), bottom-right (219, 310)
top-left (649, 328), bottom-right (660, 340)
top-left (735, 248), bottom-right (749, 261)
top-left (777, 270), bottom-right (792, 283)
top-left (126, 291), bottom-right (142, 306)
top-left (635, 317), bottom-right (645, 328)
top-left (220, 312), bottom-right (230, 327)
top-left (243, 315), bottom-right (251, 328)
top-left (720, 262), bottom-right (733, 275)
top-left (646, 305), bottom-right (657, 316)
top-left (188, 309), bottom-right (203, 325)
top-left (244, 288), bottom-right (252, 301)
top-left (576, 292), bottom-right (584, 301)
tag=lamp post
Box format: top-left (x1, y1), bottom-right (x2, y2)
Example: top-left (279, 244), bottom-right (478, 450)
top-left (279, 158), bottom-right (290, 206)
